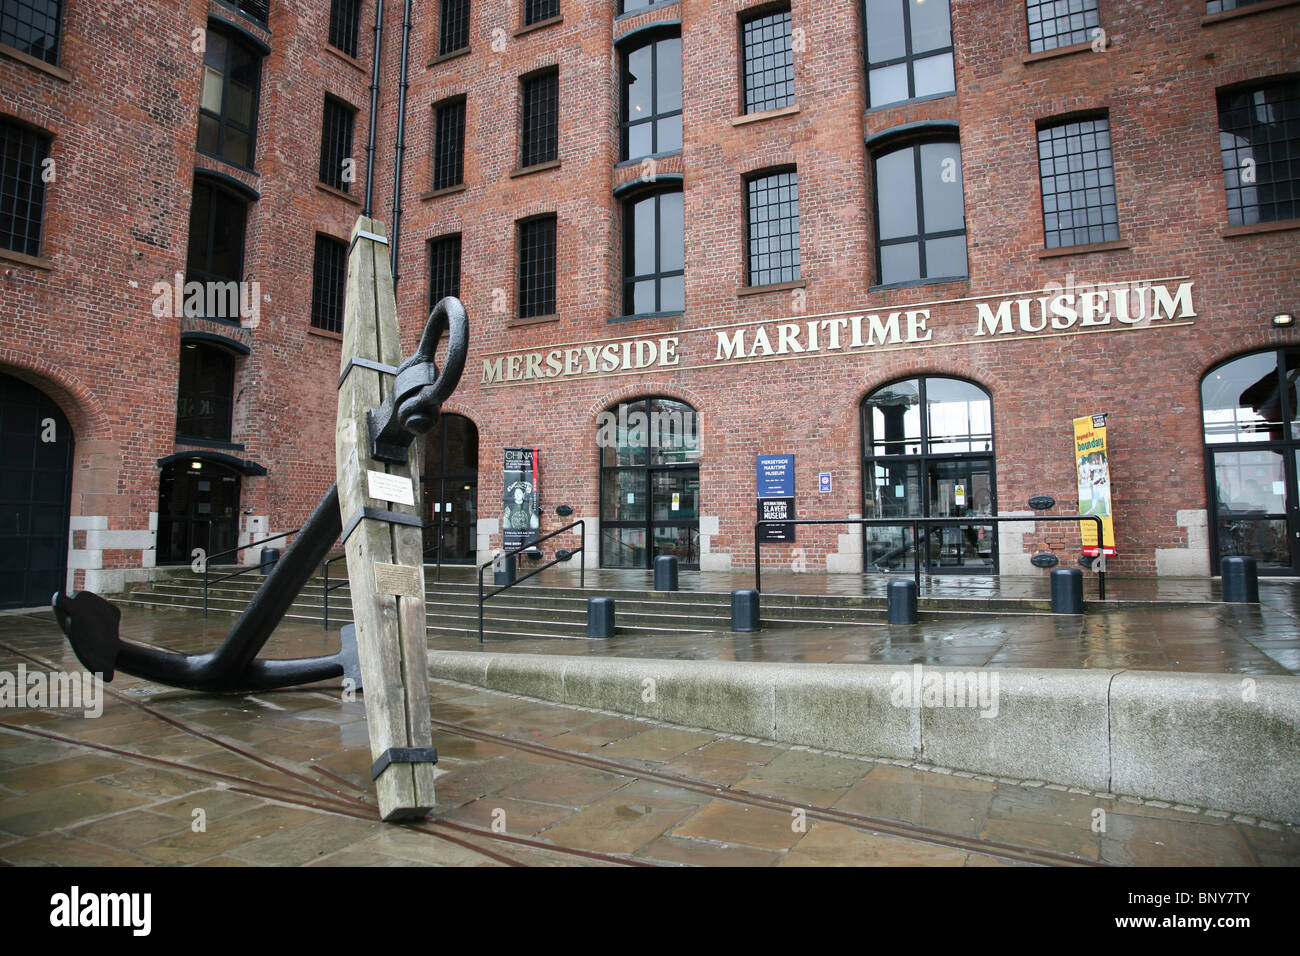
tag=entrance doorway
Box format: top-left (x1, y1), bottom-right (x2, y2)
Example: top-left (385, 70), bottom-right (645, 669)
top-left (599, 397), bottom-right (700, 569)
top-left (157, 459), bottom-right (241, 565)
top-left (1203, 348), bottom-right (1300, 574)
top-left (861, 376), bottom-right (996, 572)
top-left (422, 414), bottom-right (478, 563)
top-left (0, 373), bottom-right (74, 609)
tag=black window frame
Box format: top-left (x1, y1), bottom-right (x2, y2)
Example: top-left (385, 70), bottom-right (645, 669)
top-left (1217, 76), bottom-right (1300, 228)
top-left (1036, 114), bottom-right (1120, 250)
top-left (310, 232), bottom-right (347, 334)
top-left (185, 179), bottom-right (249, 325)
top-left (863, 0), bottom-right (956, 109)
top-left (1206, 0), bottom-right (1264, 14)
top-left (618, 0), bottom-right (669, 14)
top-left (432, 96), bottom-right (466, 191)
top-left (619, 28), bottom-right (683, 162)
top-left (318, 95), bottom-right (357, 193)
top-left (197, 25), bottom-right (263, 172)
top-left (1025, 0), bottom-right (1101, 54)
top-left (219, 0), bottom-right (270, 25)
top-left (744, 167), bottom-right (801, 288)
top-left (328, 0), bottom-right (362, 59)
top-left (524, 0), bottom-right (559, 26)
top-left (428, 233), bottom-right (462, 314)
top-left (176, 342), bottom-right (237, 443)
top-left (0, 116), bottom-right (52, 259)
top-left (622, 186), bottom-right (685, 317)
top-left (518, 215), bottom-right (557, 320)
top-left (1, 0), bottom-right (63, 65)
top-left (438, 0), bottom-right (470, 55)
top-left (520, 68), bottom-right (559, 169)
top-left (740, 4), bottom-right (795, 115)
top-left (872, 138), bottom-right (968, 287)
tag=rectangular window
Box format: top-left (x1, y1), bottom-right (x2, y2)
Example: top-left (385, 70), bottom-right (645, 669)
top-left (319, 97), bottom-right (356, 192)
top-left (1037, 116), bottom-right (1119, 249)
top-left (1218, 78), bottom-right (1300, 227)
top-left (429, 234), bottom-right (462, 313)
top-left (1025, 0), bottom-right (1100, 53)
top-left (521, 69), bottom-right (559, 168)
top-left (197, 28), bottom-right (262, 170)
top-left (621, 32), bottom-right (682, 161)
top-left (864, 0), bottom-right (954, 108)
top-left (746, 170), bottom-right (801, 286)
top-left (311, 234), bottom-right (347, 334)
top-left (176, 344), bottom-right (235, 442)
top-left (433, 98), bottom-right (466, 191)
top-left (1207, 0), bottom-right (1265, 13)
top-left (741, 7), bottom-right (794, 114)
top-left (874, 141), bottom-right (967, 285)
top-left (328, 0), bottom-right (361, 59)
top-left (1, 0), bottom-right (62, 65)
top-left (524, 0), bottom-right (559, 25)
top-left (0, 117), bottom-right (51, 258)
top-left (185, 180), bottom-right (248, 321)
top-left (518, 216), bottom-right (556, 319)
top-left (439, 0), bottom-right (470, 55)
top-left (234, 0), bottom-right (269, 24)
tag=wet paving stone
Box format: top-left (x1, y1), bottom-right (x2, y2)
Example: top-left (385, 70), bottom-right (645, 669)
top-left (0, 609), bottom-right (1297, 866)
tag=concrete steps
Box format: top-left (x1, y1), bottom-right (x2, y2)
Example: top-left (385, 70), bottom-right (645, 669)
top-left (120, 567), bottom-right (888, 641)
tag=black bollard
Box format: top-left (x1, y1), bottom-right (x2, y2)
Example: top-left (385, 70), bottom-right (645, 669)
top-left (1221, 555), bottom-right (1259, 603)
top-left (259, 547), bottom-right (280, 575)
top-left (887, 578), bottom-right (918, 624)
top-left (731, 589), bottom-right (760, 632)
top-left (1050, 567), bottom-right (1084, 614)
top-left (493, 553), bottom-right (516, 586)
top-left (587, 596), bottom-right (615, 638)
top-left (654, 555), bottom-right (679, 591)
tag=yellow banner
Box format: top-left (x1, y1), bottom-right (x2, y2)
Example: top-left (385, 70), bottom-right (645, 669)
top-left (1073, 415), bottom-right (1116, 555)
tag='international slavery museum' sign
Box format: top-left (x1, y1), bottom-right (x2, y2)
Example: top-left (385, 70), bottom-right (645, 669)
top-left (480, 277), bottom-right (1196, 387)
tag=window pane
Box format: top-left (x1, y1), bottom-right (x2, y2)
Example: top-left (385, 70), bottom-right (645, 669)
top-left (656, 37), bottom-right (682, 113)
top-left (626, 45), bottom-right (653, 118)
top-left (627, 123), bottom-right (653, 159)
top-left (869, 63), bottom-right (909, 108)
top-left (880, 242), bottom-right (920, 284)
top-left (909, 0), bottom-right (952, 53)
top-left (659, 274), bottom-right (684, 313)
top-left (924, 235), bottom-right (967, 280)
top-left (867, 379), bottom-right (922, 455)
top-left (926, 378), bottom-right (991, 453)
top-left (1217, 79), bottom-right (1300, 227)
top-left (1203, 351), bottom-right (1284, 443)
top-left (659, 191), bottom-right (683, 272)
top-left (875, 148), bottom-right (917, 239)
top-left (657, 113), bottom-right (682, 154)
top-left (865, 0), bottom-right (905, 65)
top-left (201, 66), bottom-right (224, 113)
top-left (633, 195), bottom-right (655, 275)
top-left (919, 141), bottom-right (963, 232)
top-left (912, 52), bottom-right (954, 98)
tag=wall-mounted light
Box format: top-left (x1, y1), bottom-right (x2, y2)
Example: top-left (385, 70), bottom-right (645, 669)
top-left (1272, 312), bottom-right (1295, 328)
top-left (190, 461), bottom-right (203, 470)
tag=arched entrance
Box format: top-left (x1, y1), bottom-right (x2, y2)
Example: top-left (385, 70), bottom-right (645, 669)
top-left (598, 396), bottom-right (700, 569)
top-left (861, 376), bottom-right (996, 572)
top-left (422, 414), bottom-right (478, 563)
top-left (157, 458), bottom-right (241, 565)
top-left (1202, 348), bottom-right (1300, 574)
top-left (0, 373), bottom-right (74, 608)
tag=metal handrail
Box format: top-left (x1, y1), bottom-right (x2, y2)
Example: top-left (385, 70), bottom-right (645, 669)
top-left (202, 526), bottom-right (300, 617)
top-left (320, 553), bottom-right (350, 630)
top-left (753, 514), bottom-right (1108, 600)
top-left (477, 520), bottom-right (585, 643)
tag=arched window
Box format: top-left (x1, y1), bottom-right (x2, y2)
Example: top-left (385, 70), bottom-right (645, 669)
top-left (1202, 348), bottom-right (1300, 574)
top-left (872, 138), bottom-right (967, 286)
top-left (861, 376), bottom-right (995, 572)
top-left (599, 397), bottom-right (699, 569)
top-left (422, 414), bottom-right (479, 564)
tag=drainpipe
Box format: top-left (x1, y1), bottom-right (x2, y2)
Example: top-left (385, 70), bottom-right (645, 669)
top-left (362, 0), bottom-right (384, 216)
top-left (390, 0), bottom-right (413, 283)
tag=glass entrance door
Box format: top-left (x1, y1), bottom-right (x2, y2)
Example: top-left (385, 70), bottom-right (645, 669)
top-left (926, 459), bottom-right (995, 570)
top-left (157, 462), bottom-right (240, 564)
top-left (650, 467), bottom-right (699, 568)
top-left (1208, 448), bottom-right (1294, 571)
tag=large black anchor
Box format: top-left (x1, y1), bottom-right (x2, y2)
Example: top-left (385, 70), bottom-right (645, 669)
top-left (52, 297), bottom-right (469, 693)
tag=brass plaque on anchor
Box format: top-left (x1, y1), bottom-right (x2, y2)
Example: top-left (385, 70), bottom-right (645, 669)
top-left (373, 562), bottom-right (422, 598)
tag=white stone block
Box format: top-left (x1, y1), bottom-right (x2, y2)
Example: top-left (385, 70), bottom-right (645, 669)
top-left (148, 511), bottom-right (158, 532)
top-left (700, 553), bottom-right (732, 571)
top-left (477, 517), bottom-right (500, 535)
top-left (1156, 548), bottom-right (1210, 576)
top-left (836, 532), bottom-right (862, 554)
top-left (85, 529), bottom-right (156, 551)
top-left (826, 553), bottom-right (863, 573)
top-left (699, 516), bottom-right (719, 535)
top-left (84, 568), bottom-right (127, 595)
top-left (69, 515), bottom-right (108, 531)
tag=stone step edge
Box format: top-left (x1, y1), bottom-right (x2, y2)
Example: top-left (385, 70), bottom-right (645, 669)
top-left (426, 650), bottom-right (1300, 826)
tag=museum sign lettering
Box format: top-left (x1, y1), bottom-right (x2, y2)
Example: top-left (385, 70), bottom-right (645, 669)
top-left (480, 278), bottom-right (1196, 387)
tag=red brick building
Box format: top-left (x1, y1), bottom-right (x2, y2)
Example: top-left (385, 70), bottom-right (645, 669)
top-left (2, 0), bottom-right (1299, 609)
